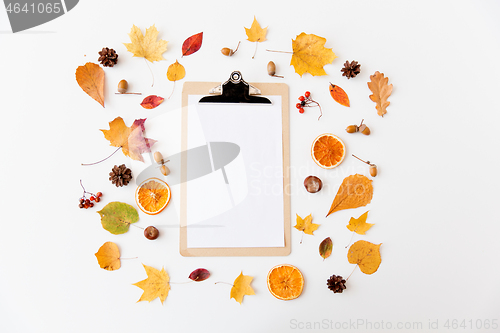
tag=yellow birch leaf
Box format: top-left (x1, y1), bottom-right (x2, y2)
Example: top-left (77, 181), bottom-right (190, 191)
top-left (230, 272), bottom-right (255, 304)
top-left (294, 214), bottom-right (320, 235)
top-left (124, 25), bottom-right (168, 63)
top-left (245, 16), bottom-right (267, 42)
top-left (346, 211), bottom-right (374, 235)
top-left (368, 71), bottom-right (393, 117)
top-left (166, 60), bottom-right (186, 81)
top-left (348, 240), bottom-right (382, 275)
top-left (290, 32), bottom-right (337, 77)
top-left (326, 174), bottom-right (373, 217)
top-left (133, 264), bottom-right (170, 304)
top-left (94, 241), bottom-right (120, 271)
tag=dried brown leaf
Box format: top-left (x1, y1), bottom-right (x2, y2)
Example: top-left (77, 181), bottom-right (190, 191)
top-left (368, 71), bottom-right (393, 117)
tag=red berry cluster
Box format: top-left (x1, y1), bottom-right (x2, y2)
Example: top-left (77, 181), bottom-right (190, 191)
top-left (79, 180), bottom-right (103, 209)
top-left (295, 91), bottom-right (323, 120)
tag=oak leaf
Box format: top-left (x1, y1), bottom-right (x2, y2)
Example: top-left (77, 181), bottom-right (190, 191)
top-left (95, 241), bottom-right (121, 271)
top-left (189, 268), bottom-right (210, 282)
top-left (75, 62), bottom-right (104, 107)
top-left (245, 16), bottom-right (267, 42)
top-left (133, 264), bottom-right (170, 304)
top-left (182, 32), bottom-right (203, 57)
top-left (326, 174), bottom-right (373, 217)
top-left (348, 240), bottom-right (382, 275)
top-left (346, 211), bottom-right (374, 235)
top-left (100, 117), bottom-right (157, 162)
top-left (123, 25), bottom-right (168, 63)
top-left (291, 33), bottom-right (337, 77)
top-left (166, 60), bottom-right (186, 82)
top-left (140, 95), bottom-right (164, 109)
top-left (294, 214), bottom-right (320, 235)
top-left (230, 272), bottom-right (255, 304)
top-left (329, 83), bottom-right (350, 107)
top-left (97, 202), bottom-right (139, 235)
top-left (319, 237), bottom-right (333, 260)
top-left (368, 71), bottom-right (393, 117)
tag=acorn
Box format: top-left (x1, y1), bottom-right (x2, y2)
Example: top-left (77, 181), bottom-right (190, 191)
top-left (221, 41), bottom-right (240, 56)
top-left (346, 119), bottom-right (370, 135)
top-left (160, 165), bottom-right (170, 176)
top-left (117, 79), bottom-right (128, 93)
top-left (154, 151), bottom-right (170, 176)
top-left (352, 154), bottom-right (378, 177)
top-left (267, 61), bottom-right (284, 78)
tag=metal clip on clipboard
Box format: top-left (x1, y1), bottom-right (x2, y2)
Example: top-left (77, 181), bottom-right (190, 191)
top-left (199, 71), bottom-right (272, 104)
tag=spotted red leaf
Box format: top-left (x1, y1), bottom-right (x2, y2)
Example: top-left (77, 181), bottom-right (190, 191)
top-left (188, 268), bottom-right (210, 282)
top-left (140, 95), bottom-right (164, 109)
top-left (182, 32), bottom-right (203, 57)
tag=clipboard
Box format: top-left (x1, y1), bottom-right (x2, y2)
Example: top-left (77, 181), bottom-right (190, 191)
top-left (180, 71), bottom-right (290, 256)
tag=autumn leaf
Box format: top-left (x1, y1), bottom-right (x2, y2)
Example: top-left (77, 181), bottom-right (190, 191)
top-left (368, 71), bottom-right (393, 117)
top-left (348, 240), bottom-right (382, 275)
top-left (326, 174), bottom-right (373, 217)
top-left (100, 117), bottom-right (157, 162)
top-left (245, 17), bottom-right (267, 58)
top-left (140, 95), bottom-right (164, 109)
top-left (95, 241), bottom-right (121, 271)
top-left (182, 32), bottom-right (203, 57)
top-left (290, 32), bottom-right (337, 77)
top-left (123, 25), bottom-right (168, 63)
top-left (294, 214), bottom-right (320, 236)
top-left (319, 237), bottom-right (333, 260)
top-left (133, 264), bottom-right (170, 304)
top-left (189, 268), bottom-right (210, 282)
top-left (329, 83), bottom-right (350, 107)
top-left (97, 202), bottom-right (139, 235)
top-left (230, 272), bottom-right (255, 304)
top-left (167, 60), bottom-right (186, 81)
top-left (75, 62), bottom-right (104, 107)
top-left (346, 211), bottom-right (374, 235)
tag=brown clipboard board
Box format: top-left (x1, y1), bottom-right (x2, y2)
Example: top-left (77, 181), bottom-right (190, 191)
top-left (179, 76), bottom-right (290, 257)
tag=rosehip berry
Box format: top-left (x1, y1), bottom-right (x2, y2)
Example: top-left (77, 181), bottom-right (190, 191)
top-left (95, 197), bottom-right (100, 203)
top-left (96, 192), bottom-right (102, 198)
top-left (299, 108), bottom-right (305, 114)
top-left (90, 196), bottom-right (95, 201)
top-left (305, 91), bottom-right (311, 98)
top-left (296, 103), bottom-right (302, 109)
top-left (298, 96), bottom-right (305, 102)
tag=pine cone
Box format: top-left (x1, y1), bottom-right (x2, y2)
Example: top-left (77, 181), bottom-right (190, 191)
top-left (341, 60), bottom-right (361, 79)
top-left (109, 164), bottom-right (132, 187)
top-left (327, 275), bottom-right (346, 293)
top-left (98, 47), bottom-right (118, 67)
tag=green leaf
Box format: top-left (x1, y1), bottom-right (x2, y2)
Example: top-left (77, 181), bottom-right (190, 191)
top-left (97, 202), bottom-right (139, 234)
top-left (319, 237), bottom-right (333, 260)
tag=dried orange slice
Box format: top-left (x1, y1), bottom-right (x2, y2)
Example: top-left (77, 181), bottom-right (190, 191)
top-left (311, 133), bottom-right (346, 169)
top-left (267, 264), bottom-right (304, 300)
top-left (135, 178), bottom-right (171, 215)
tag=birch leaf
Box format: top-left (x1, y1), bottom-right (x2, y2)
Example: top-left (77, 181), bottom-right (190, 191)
top-left (348, 240), bottom-right (382, 275)
top-left (94, 241), bottom-right (121, 271)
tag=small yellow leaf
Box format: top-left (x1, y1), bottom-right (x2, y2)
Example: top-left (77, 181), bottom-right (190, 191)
top-left (94, 241), bottom-right (120, 271)
top-left (166, 60), bottom-right (186, 81)
top-left (133, 264), bottom-right (170, 304)
top-left (124, 25), bottom-right (168, 63)
top-left (346, 211), bottom-right (374, 235)
top-left (291, 32), bottom-right (337, 77)
top-left (245, 16), bottom-right (267, 42)
top-left (294, 214), bottom-right (320, 235)
top-left (348, 240), bottom-right (382, 275)
top-left (230, 272), bottom-right (255, 304)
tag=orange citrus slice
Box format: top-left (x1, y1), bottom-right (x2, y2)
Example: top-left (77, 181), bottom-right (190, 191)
top-left (311, 133), bottom-right (346, 169)
top-left (267, 264), bottom-right (304, 300)
top-left (135, 178), bottom-right (171, 215)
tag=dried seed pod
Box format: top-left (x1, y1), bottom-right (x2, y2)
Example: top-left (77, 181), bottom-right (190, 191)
top-left (304, 176), bottom-right (323, 193)
top-left (221, 41), bottom-right (240, 57)
top-left (160, 165), bottom-right (170, 176)
top-left (117, 79), bottom-right (128, 94)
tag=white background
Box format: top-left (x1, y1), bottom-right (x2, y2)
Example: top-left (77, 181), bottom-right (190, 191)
top-left (1, 1), bottom-right (499, 332)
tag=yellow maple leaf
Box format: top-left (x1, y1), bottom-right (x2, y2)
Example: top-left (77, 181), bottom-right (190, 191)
top-left (230, 272), bottom-right (255, 304)
top-left (294, 214), bottom-right (320, 235)
top-left (94, 241), bottom-right (120, 271)
top-left (348, 240), bottom-right (382, 275)
top-left (124, 25), bottom-right (168, 63)
top-left (346, 211), bottom-right (374, 235)
top-left (245, 16), bottom-right (267, 42)
top-left (368, 71), bottom-right (393, 117)
top-left (133, 264), bottom-right (170, 304)
top-left (326, 174), bottom-right (373, 217)
top-left (290, 32), bottom-right (337, 77)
